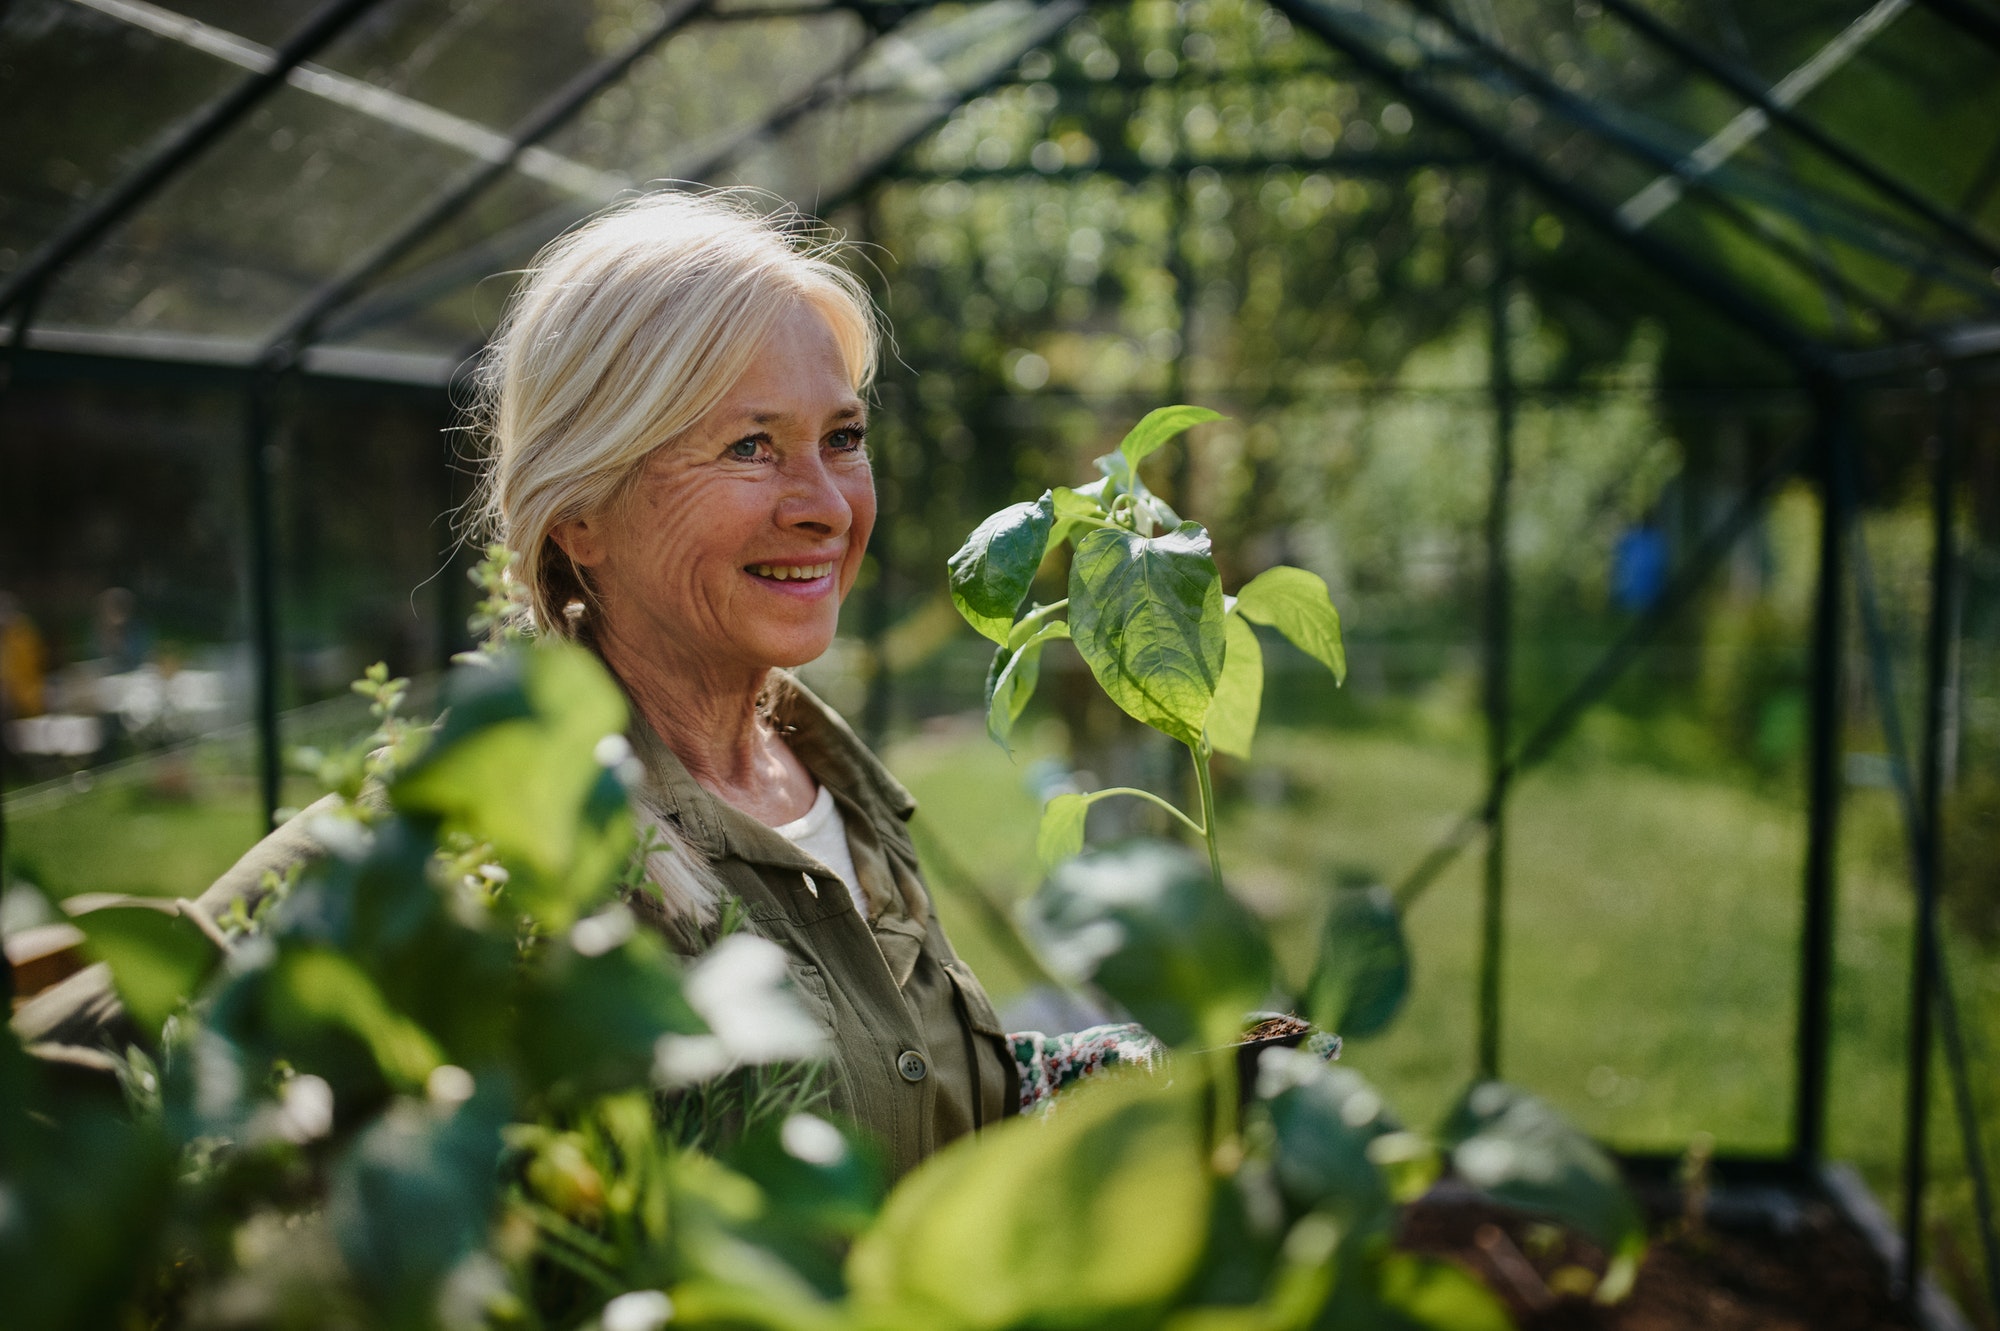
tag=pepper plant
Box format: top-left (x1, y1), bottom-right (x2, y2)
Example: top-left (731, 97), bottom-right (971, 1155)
top-left (948, 406), bottom-right (1348, 886)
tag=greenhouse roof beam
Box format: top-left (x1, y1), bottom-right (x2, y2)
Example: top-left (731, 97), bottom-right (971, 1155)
top-left (254, 0), bottom-right (718, 368)
top-left (0, 0), bottom-right (389, 323)
top-left (1266, 0), bottom-right (1827, 371)
top-left (1593, 0), bottom-right (2000, 271)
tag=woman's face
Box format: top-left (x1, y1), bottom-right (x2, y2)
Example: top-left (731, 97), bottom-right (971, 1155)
top-left (562, 301), bottom-right (875, 678)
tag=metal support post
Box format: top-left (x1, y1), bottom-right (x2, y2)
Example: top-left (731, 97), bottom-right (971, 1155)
top-left (244, 374), bottom-right (285, 831)
top-left (1477, 171), bottom-right (1515, 1082)
top-left (1900, 370), bottom-right (1957, 1296)
top-left (1794, 375), bottom-right (1849, 1171)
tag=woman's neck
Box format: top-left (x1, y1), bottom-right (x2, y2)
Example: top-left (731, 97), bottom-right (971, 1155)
top-left (591, 615), bottom-right (815, 825)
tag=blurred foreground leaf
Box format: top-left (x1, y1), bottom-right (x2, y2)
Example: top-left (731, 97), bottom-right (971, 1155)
top-left (1439, 1082), bottom-right (1646, 1301)
top-left (1305, 883), bottom-right (1410, 1040)
top-left (850, 1073), bottom-right (1209, 1327)
top-left (1027, 841), bottom-right (1271, 1047)
top-left (75, 902), bottom-right (221, 1035)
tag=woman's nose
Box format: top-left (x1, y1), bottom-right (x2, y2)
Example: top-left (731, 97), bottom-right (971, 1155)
top-left (777, 454), bottom-right (852, 534)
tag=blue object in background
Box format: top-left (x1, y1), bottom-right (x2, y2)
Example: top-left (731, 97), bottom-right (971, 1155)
top-left (1611, 525), bottom-right (1669, 613)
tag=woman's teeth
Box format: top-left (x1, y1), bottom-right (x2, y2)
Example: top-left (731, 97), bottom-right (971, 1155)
top-left (748, 562), bottom-right (834, 581)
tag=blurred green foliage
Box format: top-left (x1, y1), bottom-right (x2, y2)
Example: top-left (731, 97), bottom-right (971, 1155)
top-left (3, 641), bottom-right (1650, 1330)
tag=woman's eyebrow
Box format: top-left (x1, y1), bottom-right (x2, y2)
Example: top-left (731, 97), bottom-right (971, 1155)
top-left (741, 401), bottom-right (866, 426)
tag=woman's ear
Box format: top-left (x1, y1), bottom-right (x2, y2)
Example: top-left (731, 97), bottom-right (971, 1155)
top-left (549, 514), bottom-right (609, 568)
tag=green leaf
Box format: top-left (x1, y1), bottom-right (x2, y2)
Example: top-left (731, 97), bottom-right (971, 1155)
top-left (947, 491), bottom-right (1055, 644)
top-left (517, 928), bottom-right (704, 1104)
top-left (1438, 1080), bottom-right (1647, 1294)
top-left (75, 903), bottom-right (222, 1035)
top-left (1305, 882), bottom-right (1410, 1039)
top-left (330, 1081), bottom-right (511, 1312)
top-left (1234, 565), bottom-right (1346, 684)
top-left (986, 621), bottom-right (1069, 747)
top-left (850, 1073), bottom-right (1211, 1327)
top-left (393, 644), bottom-right (633, 930)
top-left (1206, 614), bottom-right (1264, 760)
top-left (1049, 482), bottom-right (1110, 551)
top-left (1026, 840), bottom-right (1272, 1047)
top-left (1069, 522), bottom-right (1226, 747)
top-left (1117, 405), bottom-right (1226, 472)
top-left (266, 947), bottom-right (446, 1091)
top-left (1258, 1057), bottom-right (1396, 1235)
top-left (1323, 1251), bottom-right (1515, 1331)
top-left (1036, 792), bottom-right (1090, 869)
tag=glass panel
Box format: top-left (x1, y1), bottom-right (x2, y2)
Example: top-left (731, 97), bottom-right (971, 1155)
top-left (0, 0), bottom-right (242, 265)
top-left (27, 0), bottom-right (635, 344)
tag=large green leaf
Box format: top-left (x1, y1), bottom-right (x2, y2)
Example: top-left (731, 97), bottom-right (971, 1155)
top-left (1117, 405), bottom-right (1225, 472)
top-left (1258, 1057), bottom-right (1396, 1235)
top-left (1206, 614), bottom-right (1264, 760)
top-left (985, 621), bottom-right (1069, 748)
top-left (75, 903), bottom-right (222, 1035)
top-left (947, 491), bottom-right (1055, 645)
top-left (1234, 566), bottom-right (1346, 685)
top-left (1069, 523), bottom-right (1225, 747)
top-left (1320, 1250), bottom-right (1514, 1331)
top-left (265, 947), bottom-right (446, 1092)
top-left (1026, 841), bottom-right (1272, 1047)
top-left (1438, 1082), bottom-right (1646, 1301)
top-left (1305, 883), bottom-right (1410, 1040)
top-left (393, 644), bottom-right (632, 930)
top-left (850, 1073), bottom-right (1210, 1328)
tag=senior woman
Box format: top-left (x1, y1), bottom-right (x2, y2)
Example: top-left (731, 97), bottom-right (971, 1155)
top-left (469, 191), bottom-right (1023, 1171)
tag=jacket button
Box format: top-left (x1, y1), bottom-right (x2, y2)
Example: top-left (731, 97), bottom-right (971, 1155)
top-left (896, 1050), bottom-right (928, 1083)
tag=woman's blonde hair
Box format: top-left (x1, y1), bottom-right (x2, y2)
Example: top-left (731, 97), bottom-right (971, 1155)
top-left (471, 188), bottom-right (881, 637)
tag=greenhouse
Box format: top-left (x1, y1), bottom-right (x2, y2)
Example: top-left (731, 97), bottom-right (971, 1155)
top-left (2, 0), bottom-right (1998, 1326)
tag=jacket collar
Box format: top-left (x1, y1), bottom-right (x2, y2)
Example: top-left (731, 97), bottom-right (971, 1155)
top-left (623, 672), bottom-right (916, 873)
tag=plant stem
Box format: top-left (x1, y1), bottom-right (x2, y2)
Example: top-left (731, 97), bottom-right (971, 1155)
top-left (1087, 786), bottom-right (1206, 838)
top-left (1009, 598), bottom-right (1069, 645)
top-left (1189, 742), bottom-right (1224, 888)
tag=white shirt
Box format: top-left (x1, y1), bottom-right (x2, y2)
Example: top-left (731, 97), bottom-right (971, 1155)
top-left (771, 783), bottom-right (867, 918)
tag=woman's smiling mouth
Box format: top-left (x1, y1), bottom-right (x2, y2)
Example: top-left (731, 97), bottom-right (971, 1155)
top-left (746, 561), bottom-right (835, 581)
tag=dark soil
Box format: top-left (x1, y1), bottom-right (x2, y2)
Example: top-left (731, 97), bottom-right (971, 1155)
top-left (1398, 1182), bottom-right (1918, 1331)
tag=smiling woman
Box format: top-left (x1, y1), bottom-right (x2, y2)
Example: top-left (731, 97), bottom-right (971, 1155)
top-left (443, 189), bottom-right (1030, 1172)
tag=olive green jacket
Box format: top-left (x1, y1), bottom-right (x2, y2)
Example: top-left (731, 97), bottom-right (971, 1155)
top-left (622, 676), bottom-right (1018, 1175)
top-left (12, 676), bottom-right (1017, 1178)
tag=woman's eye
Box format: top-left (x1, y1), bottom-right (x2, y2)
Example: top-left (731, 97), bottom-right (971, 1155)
top-left (725, 435), bottom-right (767, 460)
top-left (828, 426), bottom-right (867, 453)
